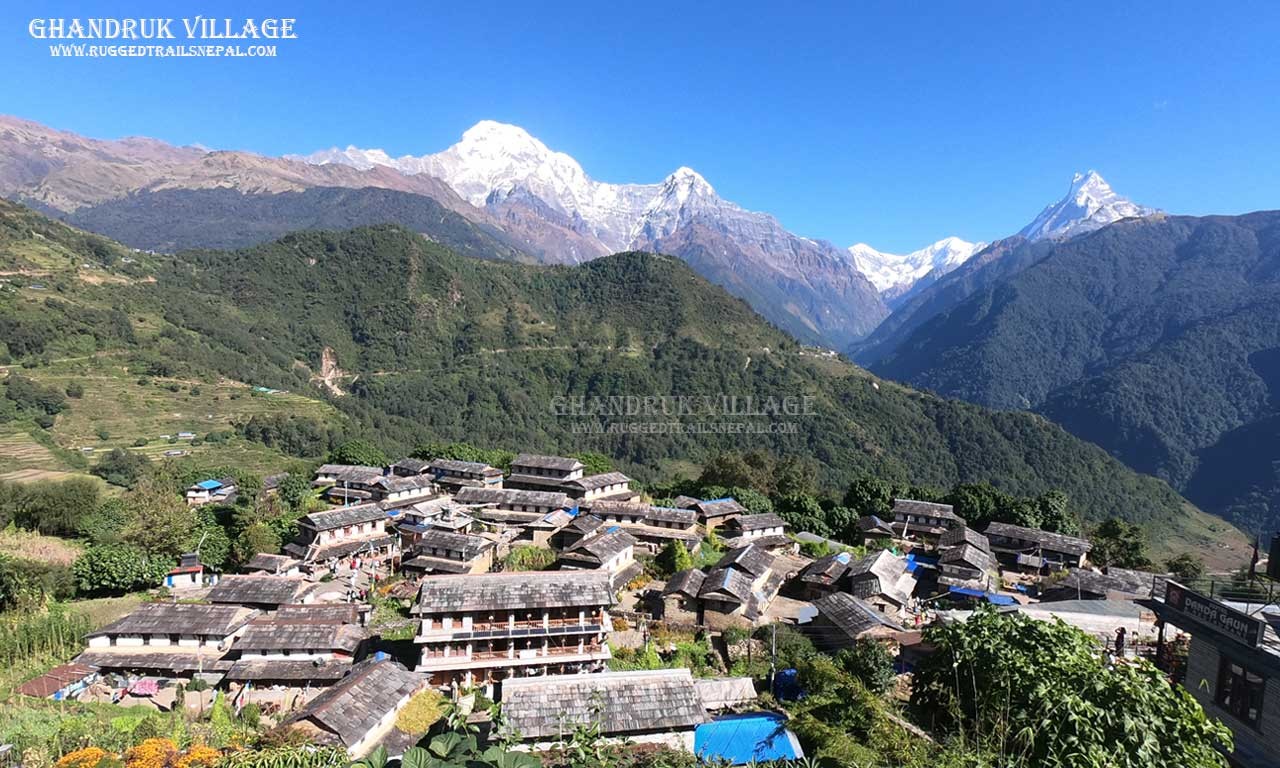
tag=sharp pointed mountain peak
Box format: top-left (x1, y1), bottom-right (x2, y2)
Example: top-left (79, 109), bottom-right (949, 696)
top-left (1019, 170), bottom-right (1158, 242)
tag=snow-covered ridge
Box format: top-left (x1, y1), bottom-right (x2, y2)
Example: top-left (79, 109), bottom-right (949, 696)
top-left (1018, 170), bottom-right (1159, 242)
top-left (847, 237), bottom-right (987, 294)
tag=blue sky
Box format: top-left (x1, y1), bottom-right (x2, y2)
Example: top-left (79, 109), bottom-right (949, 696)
top-left (3, 1), bottom-right (1278, 252)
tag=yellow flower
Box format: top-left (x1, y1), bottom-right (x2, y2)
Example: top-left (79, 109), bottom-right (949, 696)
top-left (175, 745), bottom-right (220, 768)
top-left (124, 739), bottom-right (178, 768)
top-left (57, 747), bottom-right (109, 768)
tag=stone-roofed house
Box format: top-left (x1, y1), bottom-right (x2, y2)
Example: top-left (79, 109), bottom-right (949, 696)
top-left (206, 575), bottom-right (312, 611)
top-left (369, 474), bottom-right (439, 509)
top-left (312, 464), bottom-right (386, 504)
top-left (891, 499), bottom-right (966, 542)
top-left (412, 571), bottom-right (614, 691)
top-left (401, 528), bottom-right (495, 576)
top-left (721, 512), bottom-right (790, 551)
top-left (390, 457), bottom-right (431, 477)
top-left (938, 525), bottom-right (991, 553)
top-left (937, 543), bottom-right (1000, 592)
top-left (78, 602), bottom-right (258, 676)
top-left (283, 659), bottom-right (427, 757)
top-left (453, 487), bottom-right (573, 526)
top-left (285, 502), bottom-right (398, 565)
top-left (662, 569), bottom-right (709, 614)
top-left (687, 543), bottom-right (786, 624)
top-left (243, 552), bottom-right (302, 576)
top-left (806, 592), bottom-right (906, 651)
top-left (692, 498), bottom-right (748, 532)
top-left (585, 502), bottom-right (702, 555)
top-left (984, 521), bottom-right (1091, 570)
top-left (504, 454), bottom-right (585, 493)
top-left (563, 471), bottom-right (637, 503)
top-left (1039, 567), bottom-right (1169, 602)
top-left (856, 515), bottom-right (896, 546)
top-left (844, 550), bottom-right (917, 618)
top-left (797, 551), bottom-right (856, 600)
top-left (500, 669), bottom-right (708, 752)
top-left (225, 617), bottom-right (371, 687)
top-left (549, 514), bottom-right (606, 551)
top-left (427, 458), bottom-right (505, 492)
top-left (557, 526), bottom-right (640, 588)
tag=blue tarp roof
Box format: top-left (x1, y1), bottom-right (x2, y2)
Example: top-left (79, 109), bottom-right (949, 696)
top-left (195, 479), bottom-right (222, 490)
top-left (948, 586), bottom-right (1017, 605)
top-left (695, 713), bottom-right (802, 764)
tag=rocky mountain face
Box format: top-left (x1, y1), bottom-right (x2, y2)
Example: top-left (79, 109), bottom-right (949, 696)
top-left (848, 237), bottom-right (987, 307)
top-left (298, 121), bottom-right (888, 345)
top-left (1018, 170), bottom-right (1160, 242)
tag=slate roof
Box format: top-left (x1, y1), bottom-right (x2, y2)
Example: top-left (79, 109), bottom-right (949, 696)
top-left (225, 658), bottom-right (353, 683)
top-left (275, 603), bottom-right (362, 625)
top-left (412, 528), bottom-right (493, 558)
top-left (236, 621), bottom-right (368, 653)
top-left (939, 526), bottom-right (991, 552)
top-left (857, 515), bottom-right (896, 535)
top-left (1046, 567), bottom-right (1167, 599)
top-left (391, 458), bottom-right (431, 474)
top-left (511, 454), bottom-right (584, 472)
top-left (454, 487), bottom-right (572, 510)
top-left (566, 472), bottom-right (632, 492)
top-left (206, 575), bottom-right (308, 607)
top-left (300, 503), bottom-right (387, 531)
top-left (939, 542), bottom-right (998, 573)
top-left (730, 513), bottom-right (787, 532)
top-left (74, 650), bottom-right (233, 672)
top-left (88, 602), bottom-right (258, 637)
top-left (562, 528), bottom-right (637, 566)
top-left (694, 498), bottom-right (748, 519)
top-left (698, 567), bottom-right (757, 604)
top-left (501, 670), bottom-right (707, 740)
top-left (244, 553), bottom-right (301, 573)
top-left (983, 522), bottom-right (1092, 556)
top-left (373, 474), bottom-right (437, 493)
top-left (411, 571), bottom-right (613, 614)
top-left (429, 458), bottom-right (502, 476)
top-left (846, 550), bottom-right (915, 605)
top-left (713, 543), bottom-right (775, 578)
top-left (892, 499), bottom-right (965, 524)
top-left (672, 495), bottom-right (702, 509)
top-left (315, 465), bottom-right (384, 483)
top-left (812, 592), bottom-right (905, 641)
top-left (642, 506), bottom-right (698, 526)
top-left (663, 569), bottom-right (707, 599)
top-left (566, 514), bottom-right (606, 536)
top-left (799, 552), bottom-right (854, 586)
top-left (284, 659), bottom-right (424, 748)
top-left (286, 534), bottom-right (397, 562)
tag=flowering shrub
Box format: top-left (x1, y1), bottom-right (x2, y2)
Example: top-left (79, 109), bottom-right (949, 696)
top-left (124, 739), bottom-right (178, 768)
top-left (57, 747), bottom-right (109, 768)
top-left (174, 746), bottom-right (221, 768)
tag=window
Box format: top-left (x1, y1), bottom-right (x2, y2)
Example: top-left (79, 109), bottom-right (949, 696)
top-left (1216, 656), bottom-right (1266, 729)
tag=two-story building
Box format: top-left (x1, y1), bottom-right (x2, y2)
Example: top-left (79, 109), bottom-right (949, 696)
top-left (426, 458), bottom-right (505, 492)
top-left (285, 503), bottom-right (399, 566)
top-left (412, 571), bottom-right (614, 692)
top-left (564, 472), bottom-right (637, 503)
top-left (585, 502), bottom-right (702, 555)
top-left (401, 528), bottom-right (496, 576)
top-left (504, 454), bottom-right (585, 492)
top-left (206, 574), bottom-right (312, 612)
top-left (691, 498), bottom-right (749, 532)
top-left (556, 526), bottom-right (641, 588)
top-left (225, 614), bottom-right (371, 689)
top-left (283, 659), bottom-right (428, 757)
top-left (843, 549), bottom-right (917, 618)
top-left (891, 499), bottom-right (966, 543)
top-left (664, 543), bottom-right (784, 625)
top-left (312, 464), bottom-right (386, 504)
top-left (983, 521), bottom-right (1091, 571)
top-left (77, 603), bottom-right (258, 677)
top-left (453, 487), bottom-right (574, 525)
top-left (720, 513), bottom-right (790, 550)
top-left (1148, 581), bottom-right (1280, 768)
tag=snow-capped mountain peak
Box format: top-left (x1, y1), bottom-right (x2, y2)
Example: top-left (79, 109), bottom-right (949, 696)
top-left (1018, 170), bottom-right (1158, 241)
top-left (847, 237), bottom-right (986, 294)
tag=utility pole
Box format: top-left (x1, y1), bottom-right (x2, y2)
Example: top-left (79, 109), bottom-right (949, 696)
top-left (768, 622), bottom-right (777, 694)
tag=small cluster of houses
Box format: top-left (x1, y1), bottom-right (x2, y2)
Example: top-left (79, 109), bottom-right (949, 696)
top-left (26, 452), bottom-right (1180, 762)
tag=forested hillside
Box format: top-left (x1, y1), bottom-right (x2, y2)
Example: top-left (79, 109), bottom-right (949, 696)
top-left (865, 211), bottom-right (1280, 534)
top-left (0, 200), bottom-right (1246, 555)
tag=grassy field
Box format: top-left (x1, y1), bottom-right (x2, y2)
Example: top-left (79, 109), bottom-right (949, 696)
top-left (0, 529), bottom-right (83, 565)
top-left (4, 358), bottom-right (339, 476)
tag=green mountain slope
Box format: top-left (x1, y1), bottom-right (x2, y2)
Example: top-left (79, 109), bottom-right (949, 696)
top-left (0, 200), bottom-right (1246, 557)
top-left (867, 211), bottom-right (1280, 534)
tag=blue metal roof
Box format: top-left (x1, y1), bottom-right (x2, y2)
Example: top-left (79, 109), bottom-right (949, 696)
top-left (695, 713), bottom-right (802, 764)
top-left (195, 479), bottom-right (222, 490)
